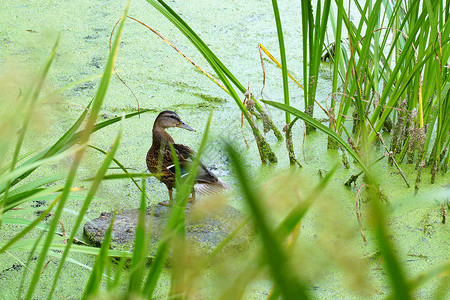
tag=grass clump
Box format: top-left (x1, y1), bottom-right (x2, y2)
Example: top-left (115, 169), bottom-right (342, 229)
top-left (0, 1), bottom-right (449, 299)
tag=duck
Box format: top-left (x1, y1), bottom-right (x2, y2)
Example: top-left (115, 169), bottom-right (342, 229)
top-left (146, 111), bottom-right (229, 205)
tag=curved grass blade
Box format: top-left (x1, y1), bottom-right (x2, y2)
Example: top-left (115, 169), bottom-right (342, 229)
top-left (219, 166), bottom-right (335, 299)
top-left (0, 194), bottom-right (60, 254)
top-left (146, 0), bottom-right (278, 163)
top-left (263, 100), bottom-right (377, 185)
top-left (81, 214), bottom-right (115, 299)
top-left (127, 179), bottom-right (148, 294)
top-left (3, 184), bottom-right (63, 212)
top-left (6, 103), bottom-right (149, 193)
top-left (1, 36), bottom-right (60, 217)
top-left (24, 3), bottom-right (129, 299)
top-left (8, 174), bottom-right (65, 197)
top-left (48, 126), bottom-right (123, 298)
top-left (0, 149), bottom-right (40, 175)
top-left (1, 218), bottom-right (51, 231)
top-left (225, 143), bottom-right (310, 299)
top-left (0, 143), bottom-right (85, 197)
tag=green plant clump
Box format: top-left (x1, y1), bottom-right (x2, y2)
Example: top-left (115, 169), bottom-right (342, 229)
top-left (0, 1), bottom-right (449, 300)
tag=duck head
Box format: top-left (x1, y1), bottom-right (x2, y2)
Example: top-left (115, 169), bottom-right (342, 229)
top-left (154, 110), bottom-right (195, 131)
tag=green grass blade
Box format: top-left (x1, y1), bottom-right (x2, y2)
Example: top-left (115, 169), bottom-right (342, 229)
top-left (7, 173), bottom-right (65, 197)
top-left (80, 109), bottom-right (150, 140)
top-left (34, 242), bottom-right (134, 258)
top-left (219, 165), bottom-right (335, 299)
top-left (48, 126), bottom-right (123, 299)
top-left (368, 8), bottom-right (428, 134)
top-left (146, 0), bottom-right (278, 163)
top-left (3, 184), bottom-right (63, 212)
top-left (1, 218), bottom-right (51, 231)
top-left (0, 36), bottom-right (60, 226)
top-left (300, 0), bottom-right (311, 105)
top-left (8, 108), bottom-right (148, 190)
top-left (263, 100), bottom-right (377, 185)
top-left (81, 214), bottom-right (116, 299)
top-left (371, 198), bottom-right (411, 299)
top-left (271, 0), bottom-right (289, 122)
top-left (166, 143), bottom-right (188, 298)
top-left (0, 149), bottom-right (40, 175)
top-left (24, 3), bottom-right (129, 299)
top-left (17, 230), bottom-right (45, 298)
top-left (225, 143), bottom-right (310, 299)
top-left (147, 0), bottom-right (258, 103)
top-left (0, 195), bottom-right (60, 254)
top-left (127, 179), bottom-right (148, 294)
top-left (330, 0), bottom-right (344, 105)
top-left (312, 0), bottom-right (331, 94)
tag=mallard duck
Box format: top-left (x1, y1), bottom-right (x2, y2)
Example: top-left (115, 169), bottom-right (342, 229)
top-left (146, 111), bottom-right (229, 205)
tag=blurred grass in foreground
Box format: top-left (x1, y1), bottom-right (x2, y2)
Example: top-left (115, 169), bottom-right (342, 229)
top-left (0, 1), bottom-right (448, 299)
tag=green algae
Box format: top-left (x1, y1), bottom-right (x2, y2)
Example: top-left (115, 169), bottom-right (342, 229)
top-left (0, 0), bottom-right (449, 299)
top-left (192, 92), bottom-right (227, 104)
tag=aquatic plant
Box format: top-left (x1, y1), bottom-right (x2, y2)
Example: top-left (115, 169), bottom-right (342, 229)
top-left (141, 0), bottom-right (449, 191)
top-left (252, 0), bottom-right (450, 190)
top-left (270, 0), bottom-right (300, 167)
top-left (330, 0), bottom-right (450, 189)
top-left (300, 0), bottom-right (331, 136)
top-left (0, 1), bottom-right (449, 299)
top-left (300, 0), bottom-right (450, 187)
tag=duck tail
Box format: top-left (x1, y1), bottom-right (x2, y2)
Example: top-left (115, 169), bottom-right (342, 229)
top-left (194, 179), bottom-right (230, 196)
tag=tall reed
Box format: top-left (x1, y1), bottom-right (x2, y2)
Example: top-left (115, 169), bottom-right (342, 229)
top-left (271, 0), bottom-right (299, 166)
top-left (300, 0), bottom-right (331, 135)
top-left (1, 1), bottom-right (449, 299)
top-left (330, 0), bottom-right (450, 185)
top-left (266, 0), bottom-right (449, 184)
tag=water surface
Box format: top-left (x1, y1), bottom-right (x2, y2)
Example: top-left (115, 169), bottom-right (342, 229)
top-left (0, 0), bottom-right (449, 299)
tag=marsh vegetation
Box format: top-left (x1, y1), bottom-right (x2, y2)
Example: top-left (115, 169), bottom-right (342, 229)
top-left (0, 0), bottom-right (449, 299)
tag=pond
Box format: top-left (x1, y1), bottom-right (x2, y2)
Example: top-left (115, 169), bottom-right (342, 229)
top-left (0, 0), bottom-right (449, 299)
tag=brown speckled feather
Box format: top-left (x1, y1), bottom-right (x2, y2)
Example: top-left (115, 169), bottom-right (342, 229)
top-left (147, 141), bottom-right (220, 189)
top-left (146, 111), bottom-right (228, 202)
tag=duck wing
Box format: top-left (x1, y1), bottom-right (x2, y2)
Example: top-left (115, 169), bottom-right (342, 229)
top-left (169, 144), bottom-right (219, 184)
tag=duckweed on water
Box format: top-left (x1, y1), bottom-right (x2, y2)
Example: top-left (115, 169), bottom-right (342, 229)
top-left (0, 0), bottom-right (449, 299)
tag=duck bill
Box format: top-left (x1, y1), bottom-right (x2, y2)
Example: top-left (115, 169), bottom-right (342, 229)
top-left (177, 122), bottom-right (196, 131)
